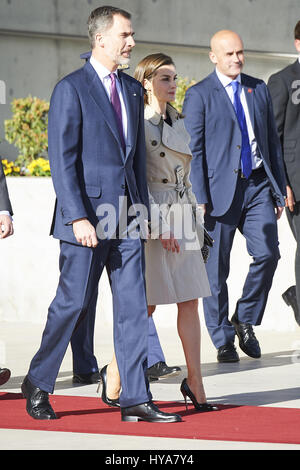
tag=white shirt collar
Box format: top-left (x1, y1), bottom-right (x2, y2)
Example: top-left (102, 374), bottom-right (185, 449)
top-left (215, 67), bottom-right (241, 88)
top-left (90, 55), bottom-right (118, 82)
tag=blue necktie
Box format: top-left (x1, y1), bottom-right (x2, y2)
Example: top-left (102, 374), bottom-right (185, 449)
top-left (231, 81), bottom-right (252, 179)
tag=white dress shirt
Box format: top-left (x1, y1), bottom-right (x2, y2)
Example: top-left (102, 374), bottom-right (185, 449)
top-left (90, 56), bottom-right (128, 143)
top-left (216, 68), bottom-right (262, 169)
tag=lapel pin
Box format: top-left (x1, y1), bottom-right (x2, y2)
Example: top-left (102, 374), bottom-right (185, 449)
top-left (248, 88), bottom-right (253, 93)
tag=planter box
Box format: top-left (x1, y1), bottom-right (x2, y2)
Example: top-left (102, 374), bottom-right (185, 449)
top-left (0, 178), bottom-right (297, 332)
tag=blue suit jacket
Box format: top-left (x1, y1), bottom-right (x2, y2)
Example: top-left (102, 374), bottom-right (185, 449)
top-left (183, 71), bottom-right (286, 217)
top-left (48, 60), bottom-right (149, 244)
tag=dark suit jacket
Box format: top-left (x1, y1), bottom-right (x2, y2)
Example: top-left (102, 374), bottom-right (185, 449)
top-left (268, 60), bottom-right (300, 201)
top-left (48, 60), bottom-right (149, 244)
top-left (183, 70), bottom-right (286, 217)
top-left (0, 161), bottom-right (13, 214)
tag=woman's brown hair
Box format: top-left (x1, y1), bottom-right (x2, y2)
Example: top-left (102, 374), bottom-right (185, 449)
top-left (134, 53), bottom-right (175, 106)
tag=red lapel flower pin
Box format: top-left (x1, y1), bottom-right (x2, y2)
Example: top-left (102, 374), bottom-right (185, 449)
top-left (248, 88), bottom-right (253, 93)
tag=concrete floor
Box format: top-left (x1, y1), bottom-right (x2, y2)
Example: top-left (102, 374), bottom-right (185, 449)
top-left (0, 316), bottom-right (300, 450)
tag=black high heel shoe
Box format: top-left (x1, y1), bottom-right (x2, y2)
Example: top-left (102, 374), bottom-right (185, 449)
top-left (180, 378), bottom-right (218, 412)
top-left (98, 365), bottom-right (120, 408)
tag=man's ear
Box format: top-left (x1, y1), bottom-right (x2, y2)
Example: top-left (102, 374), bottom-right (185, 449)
top-left (209, 50), bottom-right (217, 65)
top-left (294, 39), bottom-right (300, 54)
top-left (95, 32), bottom-right (104, 48)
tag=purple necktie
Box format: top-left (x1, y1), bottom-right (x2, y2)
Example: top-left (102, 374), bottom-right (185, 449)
top-left (109, 72), bottom-right (125, 152)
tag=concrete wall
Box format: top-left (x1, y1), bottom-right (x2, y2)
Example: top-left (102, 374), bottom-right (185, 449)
top-left (0, 0), bottom-right (299, 159)
top-left (0, 2), bottom-right (299, 334)
top-left (0, 178), bottom-right (298, 333)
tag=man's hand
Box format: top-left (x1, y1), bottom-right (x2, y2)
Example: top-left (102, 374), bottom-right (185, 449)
top-left (285, 185), bottom-right (295, 212)
top-left (72, 218), bottom-right (98, 247)
top-left (0, 215), bottom-right (13, 239)
top-left (159, 231), bottom-right (180, 253)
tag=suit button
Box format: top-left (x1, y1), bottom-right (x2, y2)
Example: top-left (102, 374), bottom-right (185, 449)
top-left (234, 169), bottom-right (239, 173)
top-left (237, 145), bottom-right (241, 149)
top-left (151, 140), bottom-right (158, 146)
top-left (121, 184), bottom-right (125, 189)
top-left (162, 178), bottom-right (168, 183)
top-left (160, 152), bottom-right (165, 157)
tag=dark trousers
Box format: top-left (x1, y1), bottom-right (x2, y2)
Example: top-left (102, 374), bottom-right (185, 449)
top-left (71, 313), bottom-right (165, 374)
top-left (286, 201), bottom-right (300, 306)
top-left (28, 236), bottom-right (151, 408)
top-left (203, 168), bottom-right (280, 349)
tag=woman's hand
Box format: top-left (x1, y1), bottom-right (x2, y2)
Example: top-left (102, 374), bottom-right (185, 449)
top-left (159, 231), bottom-right (180, 253)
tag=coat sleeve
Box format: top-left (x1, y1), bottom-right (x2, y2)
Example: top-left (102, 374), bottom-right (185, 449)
top-left (267, 73), bottom-right (289, 148)
top-left (48, 78), bottom-right (88, 225)
top-left (182, 86), bottom-right (208, 204)
top-left (264, 83), bottom-right (287, 199)
top-left (0, 161), bottom-right (13, 214)
top-left (132, 88), bottom-right (151, 220)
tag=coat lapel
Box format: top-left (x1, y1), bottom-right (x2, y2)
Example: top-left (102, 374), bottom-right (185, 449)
top-left (241, 74), bottom-right (255, 130)
top-left (211, 71), bottom-right (238, 123)
top-left (85, 62), bottom-right (125, 155)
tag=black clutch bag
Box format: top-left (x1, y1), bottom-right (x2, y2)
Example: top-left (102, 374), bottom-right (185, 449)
top-left (204, 228), bottom-right (214, 247)
top-left (201, 228), bottom-right (214, 263)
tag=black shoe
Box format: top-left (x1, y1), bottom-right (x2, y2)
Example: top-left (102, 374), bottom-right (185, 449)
top-left (121, 401), bottom-right (182, 423)
top-left (282, 286), bottom-right (300, 326)
top-left (98, 365), bottom-right (120, 408)
top-left (147, 361), bottom-right (181, 382)
top-left (231, 314), bottom-right (261, 358)
top-left (180, 378), bottom-right (218, 412)
top-left (0, 368), bottom-right (11, 386)
top-left (217, 342), bottom-right (239, 363)
top-left (21, 375), bottom-right (57, 420)
top-left (73, 371), bottom-right (100, 384)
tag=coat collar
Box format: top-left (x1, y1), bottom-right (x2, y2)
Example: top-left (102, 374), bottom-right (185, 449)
top-left (145, 104), bottom-right (191, 156)
top-left (211, 69), bottom-right (255, 128)
top-left (144, 103), bottom-right (179, 125)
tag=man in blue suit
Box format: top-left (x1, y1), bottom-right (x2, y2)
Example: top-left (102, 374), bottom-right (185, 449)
top-left (21, 6), bottom-right (181, 423)
top-left (69, 53), bottom-right (182, 387)
top-left (183, 30), bottom-right (286, 363)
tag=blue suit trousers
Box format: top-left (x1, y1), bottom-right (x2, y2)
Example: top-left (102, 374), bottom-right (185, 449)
top-left (203, 168), bottom-right (280, 348)
top-left (28, 237), bottom-right (151, 408)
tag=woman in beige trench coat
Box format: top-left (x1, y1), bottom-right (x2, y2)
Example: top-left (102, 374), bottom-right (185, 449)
top-left (100, 53), bottom-right (217, 414)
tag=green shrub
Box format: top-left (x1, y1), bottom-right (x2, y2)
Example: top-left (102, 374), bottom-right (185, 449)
top-left (4, 96), bottom-right (49, 169)
top-left (172, 76), bottom-right (196, 113)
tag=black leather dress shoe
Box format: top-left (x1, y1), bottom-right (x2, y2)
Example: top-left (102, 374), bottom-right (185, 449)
top-left (282, 285), bottom-right (300, 326)
top-left (147, 361), bottom-right (181, 382)
top-left (231, 314), bottom-right (261, 358)
top-left (121, 401), bottom-right (182, 423)
top-left (73, 371), bottom-right (101, 384)
top-left (21, 375), bottom-right (57, 420)
top-left (0, 368), bottom-right (11, 386)
top-left (217, 342), bottom-right (239, 363)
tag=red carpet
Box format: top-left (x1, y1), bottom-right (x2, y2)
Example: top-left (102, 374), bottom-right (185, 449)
top-left (1, 392), bottom-right (300, 444)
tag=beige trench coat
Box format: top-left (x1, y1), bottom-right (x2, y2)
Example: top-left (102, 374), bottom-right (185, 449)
top-left (144, 104), bottom-right (211, 305)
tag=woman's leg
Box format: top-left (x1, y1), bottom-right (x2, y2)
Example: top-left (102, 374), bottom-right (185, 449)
top-left (105, 305), bottom-right (157, 400)
top-left (177, 299), bottom-right (207, 403)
